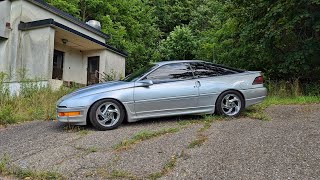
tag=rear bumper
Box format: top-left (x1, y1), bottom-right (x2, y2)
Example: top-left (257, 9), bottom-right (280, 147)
top-left (56, 106), bottom-right (89, 125)
top-left (240, 87), bottom-right (267, 107)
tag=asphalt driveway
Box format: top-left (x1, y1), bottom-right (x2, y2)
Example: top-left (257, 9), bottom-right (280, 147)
top-left (0, 104), bottom-right (320, 179)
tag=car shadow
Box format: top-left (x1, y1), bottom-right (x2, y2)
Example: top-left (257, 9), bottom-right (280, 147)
top-left (52, 115), bottom-right (207, 132)
top-left (122, 114), bottom-right (205, 127)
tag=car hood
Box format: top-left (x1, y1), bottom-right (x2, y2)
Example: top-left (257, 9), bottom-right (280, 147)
top-left (57, 81), bottom-right (134, 106)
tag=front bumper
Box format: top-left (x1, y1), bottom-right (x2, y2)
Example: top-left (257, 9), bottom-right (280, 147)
top-left (241, 87), bottom-right (267, 107)
top-left (56, 106), bottom-right (89, 125)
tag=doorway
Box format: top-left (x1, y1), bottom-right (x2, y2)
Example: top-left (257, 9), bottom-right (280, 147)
top-left (52, 50), bottom-right (64, 80)
top-left (87, 56), bottom-right (100, 85)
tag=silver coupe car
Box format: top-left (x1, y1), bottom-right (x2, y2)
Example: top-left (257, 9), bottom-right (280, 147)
top-left (56, 60), bottom-right (267, 130)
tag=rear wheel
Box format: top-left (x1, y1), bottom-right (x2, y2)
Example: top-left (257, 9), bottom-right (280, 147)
top-left (216, 91), bottom-right (244, 117)
top-left (89, 99), bottom-right (125, 131)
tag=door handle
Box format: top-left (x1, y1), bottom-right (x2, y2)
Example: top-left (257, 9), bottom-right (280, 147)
top-left (194, 81), bottom-right (201, 88)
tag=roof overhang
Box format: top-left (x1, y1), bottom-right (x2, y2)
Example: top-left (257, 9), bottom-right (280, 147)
top-left (19, 0), bottom-right (110, 40)
top-left (18, 19), bottom-right (128, 57)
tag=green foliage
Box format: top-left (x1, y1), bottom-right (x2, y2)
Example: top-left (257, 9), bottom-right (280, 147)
top-left (45, 0), bottom-right (80, 18)
top-left (45, 0), bottom-right (320, 81)
top-left (159, 26), bottom-right (197, 60)
top-left (210, 0), bottom-right (320, 80)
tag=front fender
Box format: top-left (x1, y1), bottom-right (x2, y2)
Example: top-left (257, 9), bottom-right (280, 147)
top-left (59, 88), bottom-right (134, 108)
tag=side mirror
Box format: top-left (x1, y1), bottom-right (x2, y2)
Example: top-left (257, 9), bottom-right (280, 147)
top-left (136, 79), bottom-right (153, 87)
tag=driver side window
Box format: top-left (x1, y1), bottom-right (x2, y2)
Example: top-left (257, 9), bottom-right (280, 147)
top-left (145, 63), bottom-right (194, 83)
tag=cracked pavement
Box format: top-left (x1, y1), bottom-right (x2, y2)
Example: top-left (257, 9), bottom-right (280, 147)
top-left (1, 104), bottom-right (320, 179)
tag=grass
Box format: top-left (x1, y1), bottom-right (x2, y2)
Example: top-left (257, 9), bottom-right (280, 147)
top-left (97, 169), bottom-right (137, 180)
top-left (147, 155), bottom-right (178, 179)
top-left (188, 135), bottom-right (208, 149)
top-left (112, 128), bottom-right (180, 151)
top-left (0, 155), bottom-right (64, 180)
top-left (74, 146), bottom-right (98, 153)
top-left (242, 95), bottom-right (320, 121)
top-left (63, 125), bottom-right (90, 136)
top-left (0, 84), bottom-right (75, 125)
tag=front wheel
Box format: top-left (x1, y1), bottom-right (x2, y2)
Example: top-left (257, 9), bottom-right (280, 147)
top-left (89, 99), bottom-right (125, 131)
top-left (215, 91), bottom-right (244, 117)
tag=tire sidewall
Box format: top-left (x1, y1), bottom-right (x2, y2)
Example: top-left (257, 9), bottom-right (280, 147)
top-left (216, 90), bottom-right (244, 117)
top-left (89, 99), bottom-right (125, 131)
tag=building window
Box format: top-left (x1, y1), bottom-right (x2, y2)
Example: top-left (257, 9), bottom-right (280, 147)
top-left (52, 50), bottom-right (64, 80)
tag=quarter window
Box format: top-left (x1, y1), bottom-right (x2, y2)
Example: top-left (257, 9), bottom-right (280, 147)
top-left (190, 62), bottom-right (237, 78)
top-left (145, 63), bottom-right (194, 83)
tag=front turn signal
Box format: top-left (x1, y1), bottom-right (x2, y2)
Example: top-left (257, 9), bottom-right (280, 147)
top-left (58, 111), bottom-right (81, 117)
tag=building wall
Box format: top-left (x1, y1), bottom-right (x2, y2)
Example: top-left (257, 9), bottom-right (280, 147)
top-left (0, 0), bottom-right (11, 38)
top-left (55, 43), bottom-right (86, 84)
top-left (83, 50), bottom-right (106, 83)
top-left (0, 39), bottom-right (10, 77)
top-left (1, 0), bottom-right (24, 81)
top-left (105, 50), bottom-right (126, 79)
top-left (20, 27), bottom-right (55, 79)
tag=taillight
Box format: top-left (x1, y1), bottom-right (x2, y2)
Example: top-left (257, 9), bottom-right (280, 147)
top-left (252, 76), bottom-right (263, 85)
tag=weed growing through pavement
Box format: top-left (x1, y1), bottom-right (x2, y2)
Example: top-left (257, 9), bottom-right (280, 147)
top-left (63, 125), bottom-right (90, 136)
top-left (112, 128), bottom-right (180, 151)
top-left (147, 154), bottom-right (178, 179)
top-left (0, 155), bottom-right (64, 180)
top-left (97, 169), bottom-right (137, 180)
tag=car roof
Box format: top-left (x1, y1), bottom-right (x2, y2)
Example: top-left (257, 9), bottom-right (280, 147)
top-left (153, 60), bottom-right (206, 66)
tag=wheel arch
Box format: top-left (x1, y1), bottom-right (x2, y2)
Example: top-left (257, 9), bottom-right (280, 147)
top-left (216, 89), bottom-right (246, 107)
top-left (86, 98), bottom-right (128, 124)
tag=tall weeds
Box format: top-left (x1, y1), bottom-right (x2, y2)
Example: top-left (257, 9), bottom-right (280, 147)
top-left (265, 79), bottom-right (320, 97)
top-left (0, 75), bottom-right (75, 125)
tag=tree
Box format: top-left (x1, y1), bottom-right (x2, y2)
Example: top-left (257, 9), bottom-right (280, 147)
top-left (159, 26), bottom-right (197, 60)
top-left (213, 0), bottom-right (320, 79)
top-left (45, 0), bottom-right (80, 18)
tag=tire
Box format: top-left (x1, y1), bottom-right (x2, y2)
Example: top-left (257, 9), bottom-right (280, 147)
top-left (215, 90), bottom-right (244, 117)
top-left (89, 99), bottom-right (125, 131)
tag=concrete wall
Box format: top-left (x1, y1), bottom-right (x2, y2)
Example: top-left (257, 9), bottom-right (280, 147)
top-left (0, 0), bottom-right (11, 38)
top-left (55, 43), bottom-right (87, 84)
top-left (105, 50), bottom-right (126, 79)
top-left (0, 39), bottom-right (10, 76)
top-left (83, 50), bottom-right (125, 81)
top-left (3, 80), bottom-right (48, 96)
top-left (1, 0), bottom-right (23, 81)
top-left (21, 27), bottom-right (55, 79)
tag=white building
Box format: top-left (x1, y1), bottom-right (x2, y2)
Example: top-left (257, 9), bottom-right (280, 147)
top-left (0, 0), bottom-right (127, 92)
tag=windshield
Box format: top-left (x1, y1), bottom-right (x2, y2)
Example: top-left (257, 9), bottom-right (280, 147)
top-left (122, 63), bottom-right (158, 82)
